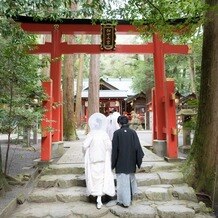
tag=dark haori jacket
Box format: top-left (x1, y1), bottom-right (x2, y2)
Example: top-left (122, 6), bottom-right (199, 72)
top-left (112, 124), bottom-right (144, 174)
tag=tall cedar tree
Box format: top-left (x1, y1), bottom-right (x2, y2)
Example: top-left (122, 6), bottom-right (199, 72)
top-left (187, 0), bottom-right (218, 196)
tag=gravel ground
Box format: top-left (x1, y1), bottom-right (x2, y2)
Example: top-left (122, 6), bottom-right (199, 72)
top-left (0, 139), bottom-right (41, 213)
top-left (1, 143), bottom-right (40, 177)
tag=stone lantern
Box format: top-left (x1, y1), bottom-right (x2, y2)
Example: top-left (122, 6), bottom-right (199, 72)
top-left (177, 108), bottom-right (196, 152)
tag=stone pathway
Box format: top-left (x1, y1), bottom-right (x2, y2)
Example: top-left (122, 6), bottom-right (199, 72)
top-left (9, 131), bottom-right (215, 218)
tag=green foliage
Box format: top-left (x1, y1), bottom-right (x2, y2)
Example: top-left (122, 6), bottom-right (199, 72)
top-left (100, 54), bottom-right (138, 78)
top-left (0, 0), bottom-right (110, 21)
top-left (86, 0), bottom-right (206, 40)
top-left (0, 18), bottom-right (44, 134)
top-left (0, 0), bottom-right (72, 21)
top-left (165, 55), bottom-right (190, 93)
top-left (0, 0), bottom-right (207, 40)
top-left (131, 56), bottom-right (154, 93)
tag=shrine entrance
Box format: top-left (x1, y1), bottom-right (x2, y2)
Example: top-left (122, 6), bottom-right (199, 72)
top-left (18, 16), bottom-right (190, 162)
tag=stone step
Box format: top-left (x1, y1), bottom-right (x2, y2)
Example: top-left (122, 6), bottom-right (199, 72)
top-left (37, 171), bottom-right (184, 189)
top-left (37, 174), bottom-right (86, 188)
top-left (41, 161), bottom-right (182, 176)
top-left (110, 202), bottom-right (196, 218)
top-left (29, 183), bottom-right (197, 204)
top-left (157, 171), bottom-right (184, 184)
top-left (10, 200), bottom-right (214, 218)
top-left (136, 172), bottom-right (161, 186)
top-left (41, 163), bottom-right (85, 175)
top-left (10, 201), bottom-right (115, 218)
top-left (136, 171), bottom-right (184, 186)
top-left (28, 186), bottom-right (88, 203)
top-left (135, 184), bottom-right (198, 202)
top-left (139, 161), bottom-right (182, 173)
top-left (109, 200), bottom-right (214, 218)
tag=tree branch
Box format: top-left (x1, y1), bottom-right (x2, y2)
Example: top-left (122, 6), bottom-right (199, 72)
top-left (146, 0), bottom-right (166, 23)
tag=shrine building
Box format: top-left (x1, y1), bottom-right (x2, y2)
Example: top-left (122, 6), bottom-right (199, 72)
top-left (76, 77), bottom-right (148, 125)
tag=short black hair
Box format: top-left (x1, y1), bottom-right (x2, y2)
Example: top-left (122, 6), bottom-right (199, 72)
top-left (117, 115), bottom-right (129, 125)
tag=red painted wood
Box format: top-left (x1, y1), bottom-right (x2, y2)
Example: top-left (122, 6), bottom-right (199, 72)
top-left (41, 80), bottom-right (53, 161)
top-left (21, 23), bottom-right (54, 33)
top-left (60, 43), bottom-right (154, 54)
top-left (50, 26), bottom-right (62, 142)
top-left (163, 43), bottom-right (190, 54)
top-left (60, 90), bottom-right (63, 141)
top-left (21, 23), bottom-right (138, 34)
top-left (29, 43), bottom-right (52, 54)
top-left (165, 80), bottom-right (178, 158)
top-left (60, 24), bottom-right (100, 34)
top-left (152, 88), bottom-right (157, 141)
top-left (153, 33), bottom-right (166, 140)
top-left (30, 43), bottom-right (154, 54)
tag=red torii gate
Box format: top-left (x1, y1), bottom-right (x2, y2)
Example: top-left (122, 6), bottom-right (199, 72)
top-left (18, 17), bottom-right (190, 162)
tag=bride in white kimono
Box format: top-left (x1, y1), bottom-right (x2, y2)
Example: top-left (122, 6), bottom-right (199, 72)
top-left (83, 113), bottom-right (115, 209)
top-left (106, 110), bottom-right (121, 140)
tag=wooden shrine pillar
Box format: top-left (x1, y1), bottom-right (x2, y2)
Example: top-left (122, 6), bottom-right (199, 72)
top-left (152, 33), bottom-right (168, 157)
top-left (41, 80), bottom-right (53, 162)
top-left (152, 88), bottom-right (157, 140)
top-left (50, 25), bottom-right (62, 142)
top-left (60, 89), bottom-right (63, 141)
top-left (153, 33), bottom-right (166, 140)
top-left (152, 33), bottom-right (190, 159)
top-left (165, 79), bottom-right (178, 159)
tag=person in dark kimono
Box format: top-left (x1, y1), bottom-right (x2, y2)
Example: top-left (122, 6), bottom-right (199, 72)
top-left (112, 115), bottom-right (144, 208)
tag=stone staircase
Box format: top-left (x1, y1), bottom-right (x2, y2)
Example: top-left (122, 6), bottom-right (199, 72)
top-left (10, 161), bottom-right (215, 218)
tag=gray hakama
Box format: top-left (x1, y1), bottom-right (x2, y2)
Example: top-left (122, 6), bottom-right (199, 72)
top-left (116, 173), bottom-right (138, 207)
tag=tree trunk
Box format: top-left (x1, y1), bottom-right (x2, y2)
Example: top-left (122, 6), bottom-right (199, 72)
top-left (187, 0), bottom-right (218, 197)
top-left (75, 36), bottom-right (85, 128)
top-left (181, 68), bottom-right (186, 90)
top-left (189, 55), bottom-right (196, 93)
top-left (87, 35), bottom-right (100, 118)
top-left (41, 35), bottom-right (51, 78)
top-left (62, 35), bottom-right (77, 141)
top-left (0, 146), bottom-right (10, 196)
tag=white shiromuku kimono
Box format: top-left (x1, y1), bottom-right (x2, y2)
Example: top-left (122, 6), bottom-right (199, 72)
top-left (83, 113), bottom-right (115, 197)
top-left (106, 111), bottom-right (120, 140)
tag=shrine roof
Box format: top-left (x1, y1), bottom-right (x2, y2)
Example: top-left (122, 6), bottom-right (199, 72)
top-left (100, 77), bottom-right (134, 93)
top-left (81, 90), bottom-right (131, 98)
top-left (84, 77), bottom-right (134, 92)
top-left (75, 77), bottom-right (135, 98)
top-left (125, 91), bottom-right (146, 103)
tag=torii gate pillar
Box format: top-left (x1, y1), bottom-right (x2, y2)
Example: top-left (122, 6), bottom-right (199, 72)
top-left (152, 33), bottom-right (178, 160)
top-left (41, 80), bottom-right (53, 162)
top-left (165, 79), bottom-right (178, 159)
top-left (153, 34), bottom-right (166, 140)
top-left (50, 25), bottom-right (62, 142)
